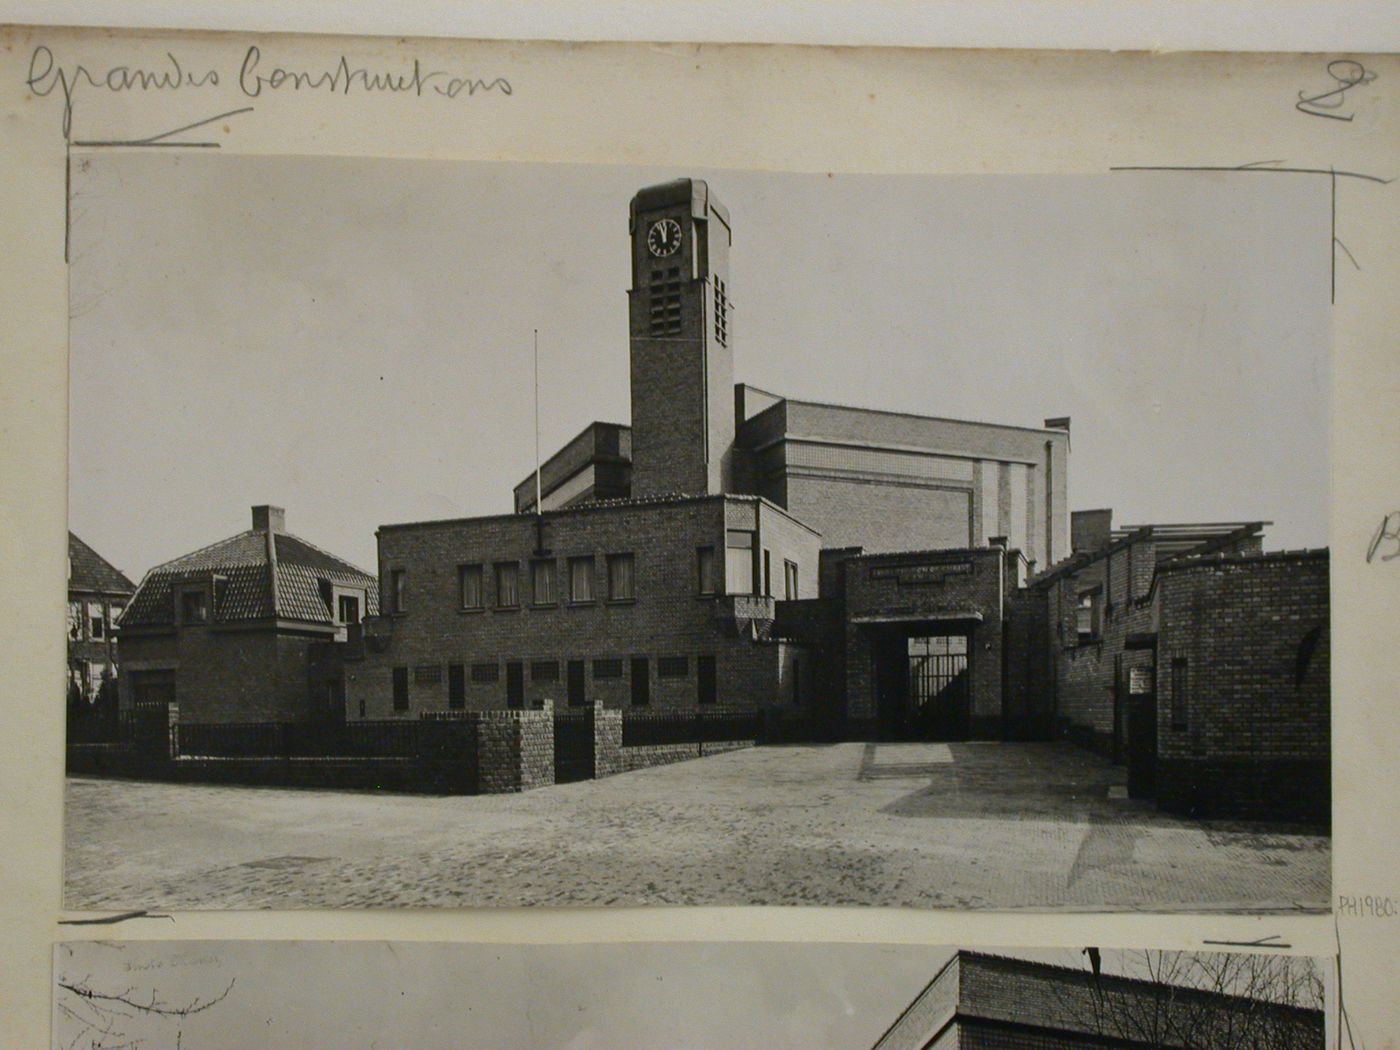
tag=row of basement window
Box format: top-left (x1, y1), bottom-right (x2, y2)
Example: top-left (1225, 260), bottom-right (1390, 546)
top-left (389, 653), bottom-right (715, 710)
top-left (386, 539), bottom-right (800, 615)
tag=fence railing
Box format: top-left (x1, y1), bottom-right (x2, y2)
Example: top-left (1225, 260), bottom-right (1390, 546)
top-left (174, 719), bottom-right (474, 759)
top-left (621, 710), bottom-right (761, 748)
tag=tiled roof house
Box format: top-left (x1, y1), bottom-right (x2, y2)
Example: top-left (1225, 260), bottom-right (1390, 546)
top-left (67, 532), bottom-right (137, 705)
top-left (117, 506), bottom-right (376, 724)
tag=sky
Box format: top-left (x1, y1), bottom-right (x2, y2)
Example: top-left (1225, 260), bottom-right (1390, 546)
top-left (67, 156), bottom-right (1330, 579)
top-left (55, 941), bottom-right (1319, 1049)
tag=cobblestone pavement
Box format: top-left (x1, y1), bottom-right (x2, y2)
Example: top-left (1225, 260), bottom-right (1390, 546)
top-left (64, 742), bottom-right (1330, 910)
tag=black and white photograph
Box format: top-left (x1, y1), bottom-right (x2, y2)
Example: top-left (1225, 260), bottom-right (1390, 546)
top-left (52, 939), bottom-right (1329, 1049)
top-left (60, 156), bottom-right (1333, 911)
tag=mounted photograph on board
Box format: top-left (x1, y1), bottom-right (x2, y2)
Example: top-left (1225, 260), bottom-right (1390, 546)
top-left (52, 939), bottom-right (1330, 1049)
top-left (61, 155), bottom-right (1332, 910)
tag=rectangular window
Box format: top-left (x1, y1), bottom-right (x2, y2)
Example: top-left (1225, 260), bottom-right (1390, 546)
top-left (658, 655), bottom-right (689, 679)
top-left (593, 658), bottom-right (624, 679)
top-left (784, 559), bottom-right (799, 600)
top-left (763, 549), bottom-right (772, 597)
top-left (649, 266), bottom-right (683, 337)
top-left (1171, 657), bottom-right (1189, 731)
top-left (67, 601), bottom-right (83, 641)
top-left (471, 662), bottom-right (499, 684)
top-left (697, 654), bottom-right (717, 705)
top-left (495, 562), bottom-right (520, 608)
top-left (414, 663), bottom-right (441, 685)
top-left (179, 588), bottom-right (209, 624)
top-left (531, 660), bottom-right (560, 683)
top-left (392, 666), bottom-right (409, 711)
top-left (506, 661), bottom-right (524, 709)
top-left (337, 593), bottom-right (360, 625)
top-left (630, 657), bottom-right (650, 706)
top-left (88, 601), bottom-right (106, 640)
top-left (725, 530), bottom-right (756, 595)
top-left (569, 555), bottom-right (595, 604)
top-left (607, 553), bottom-right (635, 601)
top-left (531, 559), bottom-right (556, 605)
top-left (448, 663), bottom-right (465, 709)
top-left (1076, 588), bottom-right (1102, 644)
top-left (390, 569), bottom-right (407, 614)
top-left (567, 659), bottom-right (587, 707)
top-left (459, 564), bottom-right (484, 609)
top-left (697, 546), bottom-right (716, 596)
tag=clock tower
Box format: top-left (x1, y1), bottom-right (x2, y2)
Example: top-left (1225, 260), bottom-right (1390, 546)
top-left (628, 179), bottom-right (734, 498)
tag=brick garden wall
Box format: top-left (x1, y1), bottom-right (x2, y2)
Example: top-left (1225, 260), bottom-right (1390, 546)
top-left (71, 699), bottom-right (761, 794)
top-left (1154, 551), bottom-right (1330, 821)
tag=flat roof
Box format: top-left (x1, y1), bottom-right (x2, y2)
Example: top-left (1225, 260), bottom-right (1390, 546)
top-left (743, 391), bottom-right (1072, 440)
top-left (378, 491), bottom-right (822, 538)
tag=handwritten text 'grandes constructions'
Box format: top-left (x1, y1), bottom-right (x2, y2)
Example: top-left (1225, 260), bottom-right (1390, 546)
top-left (25, 44), bottom-right (512, 135)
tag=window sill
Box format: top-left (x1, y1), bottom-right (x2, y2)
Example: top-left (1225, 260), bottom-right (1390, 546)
top-left (458, 606), bottom-right (485, 615)
top-left (530, 602), bottom-right (558, 610)
top-left (493, 605), bottom-right (522, 613)
top-left (605, 597), bottom-right (637, 606)
top-left (567, 600), bottom-right (596, 609)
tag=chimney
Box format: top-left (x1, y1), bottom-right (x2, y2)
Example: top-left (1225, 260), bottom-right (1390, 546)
top-left (1071, 509), bottom-right (1113, 554)
top-left (252, 505), bottom-right (286, 533)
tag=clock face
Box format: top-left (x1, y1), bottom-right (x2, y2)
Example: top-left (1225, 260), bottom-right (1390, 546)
top-left (647, 218), bottom-right (683, 257)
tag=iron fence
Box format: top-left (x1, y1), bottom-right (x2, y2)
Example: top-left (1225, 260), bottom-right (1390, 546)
top-left (174, 719), bottom-right (473, 759)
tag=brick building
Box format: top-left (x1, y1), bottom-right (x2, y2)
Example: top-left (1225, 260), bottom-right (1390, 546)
top-left (67, 532), bottom-right (136, 708)
top-left (311, 174), bottom-right (1330, 820)
top-left (344, 493), bottom-right (818, 719)
top-left (1152, 549), bottom-right (1330, 821)
top-left (778, 545), bottom-right (1032, 739)
top-left (117, 506), bottom-right (377, 724)
top-left (1025, 509), bottom-right (1329, 820)
top-left (872, 951), bottom-right (1323, 1050)
top-left (344, 177), bottom-right (1070, 725)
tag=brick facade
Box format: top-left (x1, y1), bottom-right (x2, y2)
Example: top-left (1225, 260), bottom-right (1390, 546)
top-left (1033, 525), bottom-right (1265, 760)
top-left (345, 494), bottom-right (820, 720)
top-left (1154, 551), bottom-right (1330, 821)
top-left (777, 546), bottom-right (1023, 739)
top-left (628, 179), bottom-right (734, 498)
top-left (116, 507), bottom-right (375, 726)
top-left (874, 951), bottom-right (1323, 1050)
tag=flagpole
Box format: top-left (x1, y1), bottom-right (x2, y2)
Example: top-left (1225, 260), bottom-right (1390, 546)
top-left (533, 328), bottom-right (542, 517)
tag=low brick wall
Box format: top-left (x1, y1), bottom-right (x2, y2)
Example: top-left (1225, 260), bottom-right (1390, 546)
top-left (70, 701), bottom-right (759, 794)
top-left (618, 739), bottom-right (754, 773)
top-left (620, 742), bottom-right (698, 772)
top-left (476, 702), bottom-right (554, 793)
top-left (594, 705), bottom-right (623, 778)
top-left (702, 740), bottom-right (753, 757)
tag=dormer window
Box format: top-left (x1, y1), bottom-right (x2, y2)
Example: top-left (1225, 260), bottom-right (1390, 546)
top-left (179, 587), bottom-right (209, 625)
top-left (337, 593), bottom-right (361, 626)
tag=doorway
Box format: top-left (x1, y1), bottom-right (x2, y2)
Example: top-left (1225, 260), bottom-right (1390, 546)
top-left (874, 628), bottom-right (971, 741)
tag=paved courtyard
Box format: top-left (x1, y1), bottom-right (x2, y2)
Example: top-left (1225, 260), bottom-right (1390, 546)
top-left (64, 742), bottom-right (1329, 910)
